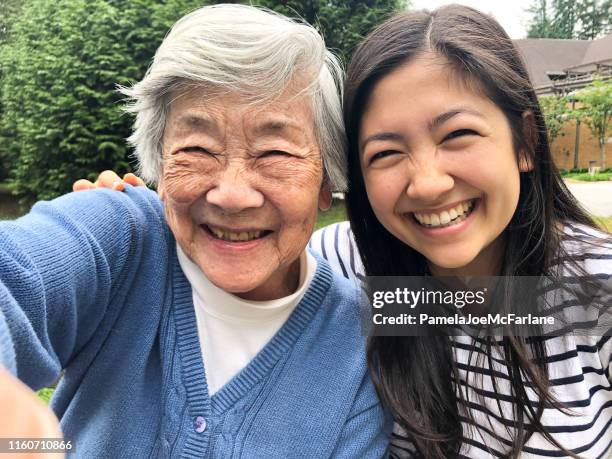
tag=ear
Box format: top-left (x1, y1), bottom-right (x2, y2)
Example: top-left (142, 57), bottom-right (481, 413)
top-left (519, 111), bottom-right (536, 172)
top-left (318, 180), bottom-right (332, 211)
top-left (518, 151), bottom-right (534, 172)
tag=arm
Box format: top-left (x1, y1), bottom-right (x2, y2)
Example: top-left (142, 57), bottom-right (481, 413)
top-left (0, 187), bottom-right (163, 389)
top-left (331, 371), bottom-right (392, 459)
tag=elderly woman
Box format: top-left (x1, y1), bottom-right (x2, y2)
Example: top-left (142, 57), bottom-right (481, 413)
top-left (0, 5), bottom-right (389, 457)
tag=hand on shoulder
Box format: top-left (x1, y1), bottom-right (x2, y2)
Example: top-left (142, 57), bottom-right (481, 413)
top-left (72, 170), bottom-right (146, 192)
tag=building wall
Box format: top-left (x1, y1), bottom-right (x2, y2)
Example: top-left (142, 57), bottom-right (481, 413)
top-left (549, 120), bottom-right (605, 170)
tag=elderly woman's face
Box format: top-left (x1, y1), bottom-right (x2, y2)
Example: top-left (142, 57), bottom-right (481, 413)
top-left (159, 88), bottom-right (330, 301)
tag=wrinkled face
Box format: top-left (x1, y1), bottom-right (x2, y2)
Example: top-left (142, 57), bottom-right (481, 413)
top-left (160, 88), bottom-right (330, 300)
top-left (359, 54), bottom-right (529, 276)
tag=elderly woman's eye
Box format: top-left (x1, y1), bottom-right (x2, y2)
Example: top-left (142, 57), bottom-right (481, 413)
top-left (181, 146), bottom-right (213, 155)
top-left (443, 129), bottom-right (477, 141)
top-left (260, 150), bottom-right (291, 158)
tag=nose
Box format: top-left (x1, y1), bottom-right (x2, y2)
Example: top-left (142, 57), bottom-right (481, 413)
top-left (405, 160), bottom-right (454, 202)
top-left (205, 164), bottom-right (264, 214)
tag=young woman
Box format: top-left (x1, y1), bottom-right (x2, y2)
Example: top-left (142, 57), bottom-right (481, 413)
top-left (313, 5), bottom-right (611, 458)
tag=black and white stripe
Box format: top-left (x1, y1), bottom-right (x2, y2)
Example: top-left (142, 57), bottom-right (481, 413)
top-left (310, 221), bottom-right (365, 281)
top-left (310, 221), bottom-right (612, 458)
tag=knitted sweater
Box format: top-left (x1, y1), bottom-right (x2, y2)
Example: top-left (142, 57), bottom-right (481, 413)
top-left (0, 187), bottom-right (390, 458)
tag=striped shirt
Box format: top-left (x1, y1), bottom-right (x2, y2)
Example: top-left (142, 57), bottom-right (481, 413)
top-left (309, 221), bottom-right (612, 458)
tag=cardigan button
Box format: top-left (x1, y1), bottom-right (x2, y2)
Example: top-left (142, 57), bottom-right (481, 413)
top-left (193, 416), bottom-right (207, 433)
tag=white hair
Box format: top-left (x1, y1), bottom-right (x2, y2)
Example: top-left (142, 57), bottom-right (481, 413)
top-left (121, 4), bottom-right (347, 191)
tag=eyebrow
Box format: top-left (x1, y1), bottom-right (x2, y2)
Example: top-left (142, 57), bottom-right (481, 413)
top-left (174, 114), bottom-right (220, 137)
top-left (253, 119), bottom-right (303, 136)
top-left (360, 132), bottom-right (404, 151)
top-left (429, 107), bottom-right (485, 130)
top-left (360, 107), bottom-right (486, 151)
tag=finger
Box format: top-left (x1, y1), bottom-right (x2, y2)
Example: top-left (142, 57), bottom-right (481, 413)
top-left (96, 170), bottom-right (123, 189)
top-left (72, 179), bottom-right (96, 192)
top-left (123, 173), bottom-right (146, 187)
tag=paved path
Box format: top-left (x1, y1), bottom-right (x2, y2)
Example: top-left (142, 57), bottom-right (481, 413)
top-left (565, 180), bottom-right (612, 216)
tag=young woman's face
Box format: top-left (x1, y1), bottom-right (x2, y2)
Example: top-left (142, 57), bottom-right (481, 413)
top-left (359, 53), bottom-right (529, 276)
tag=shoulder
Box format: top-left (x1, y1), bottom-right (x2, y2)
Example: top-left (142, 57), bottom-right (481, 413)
top-left (36, 185), bottom-right (164, 226)
top-left (0, 186), bottom-right (170, 282)
top-left (555, 222), bottom-right (611, 342)
top-left (309, 221), bottom-right (364, 281)
top-left (20, 186), bottom-right (167, 244)
top-left (559, 222), bottom-right (612, 276)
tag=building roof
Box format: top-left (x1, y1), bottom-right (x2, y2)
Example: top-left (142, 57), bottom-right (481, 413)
top-left (580, 34), bottom-right (612, 66)
top-left (514, 34), bottom-right (612, 92)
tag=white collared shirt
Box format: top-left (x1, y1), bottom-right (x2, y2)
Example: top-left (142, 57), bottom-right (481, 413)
top-left (177, 244), bottom-right (317, 395)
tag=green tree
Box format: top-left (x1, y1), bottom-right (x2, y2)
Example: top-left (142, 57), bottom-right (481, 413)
top-left (253, 0), bottom-right (406, 62)
top-left (527, 0), bottom-right (553, 38)
top-left (0, 0), bottom-right (206, 202)
top-left (526, 0), bottom-right (611, 39)
top-left (0, 0), bottom-right (23, 41)
top-left (0, 0), bottom-right (24, 182)
top-left (550, 0), bottom-right (578, 38)
top-left (573, 78), bottom-right (612, 169)
top-left (540, 94), bottom-right (569, 143)
top-left (575, 0), bottom-right (612, 39)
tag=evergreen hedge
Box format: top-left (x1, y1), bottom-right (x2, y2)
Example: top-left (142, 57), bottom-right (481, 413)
top-left (0, 0), bottom-right (404, 202)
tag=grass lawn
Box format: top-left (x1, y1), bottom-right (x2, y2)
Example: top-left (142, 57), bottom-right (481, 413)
top-left (595, 216), bottom-right (612, 232)
top-left (0, 183), bottom-right (25, 220)
top-left (562, 169), bottom-right (612, 182)
top-left (315, 199), bottom-right (347, 230)
top-left (37, 387), bottom-right (55, 404)
top-left (0, 211), bottom-right (15, 220)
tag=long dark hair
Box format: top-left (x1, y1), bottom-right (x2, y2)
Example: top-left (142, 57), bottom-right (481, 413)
top-left (344, 5), bottom-right (606, 458)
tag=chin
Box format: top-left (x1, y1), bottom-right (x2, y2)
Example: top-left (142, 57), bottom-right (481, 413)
top-left (218, 281), bottom-right (259, 296)
top-left (426, 252), bottom-right (477, 272)
top-left (208, 275), bottom-right (262, 295)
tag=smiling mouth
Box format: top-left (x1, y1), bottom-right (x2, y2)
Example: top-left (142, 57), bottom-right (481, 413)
top-left (202, 224), bottom-right (272, 242)
top-left (411, 199), bottom-right (477, 228)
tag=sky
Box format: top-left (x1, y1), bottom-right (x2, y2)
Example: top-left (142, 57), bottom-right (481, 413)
top-left (410, 0), bottom-right (534, 39)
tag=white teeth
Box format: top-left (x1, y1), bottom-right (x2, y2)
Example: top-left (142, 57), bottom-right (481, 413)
top-left (412, 200), bottom-right (475, 228)
top-left (207, 226), bottom-right (265, 242)
top-left (211, 227), bottom-right (224, 239)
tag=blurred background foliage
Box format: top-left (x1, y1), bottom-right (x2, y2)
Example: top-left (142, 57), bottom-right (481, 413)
top-left (0, 0), bottom-right (405, 203)
top-left (526, 0), bottom-right (611, 39)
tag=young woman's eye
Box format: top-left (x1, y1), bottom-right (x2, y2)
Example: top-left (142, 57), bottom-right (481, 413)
top-left (443, 129), bottom-right (477, 142)
top-left (368, 150), bottom-right (398, 165)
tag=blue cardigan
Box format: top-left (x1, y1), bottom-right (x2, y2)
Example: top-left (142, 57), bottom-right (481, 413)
top-left (0, 187), bottom-right (390, 458)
